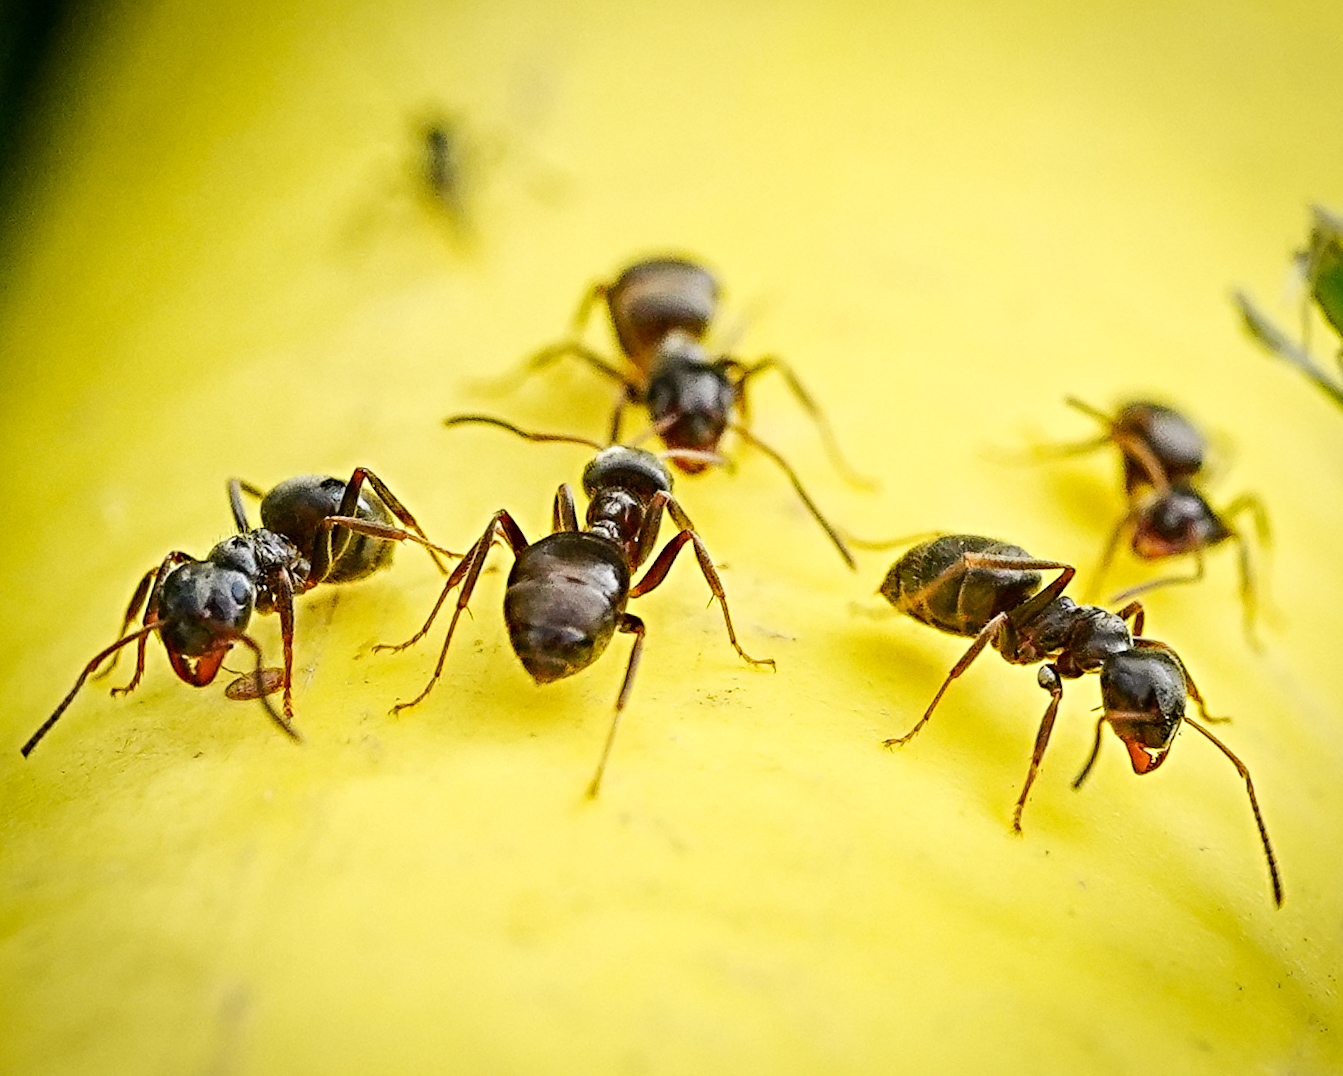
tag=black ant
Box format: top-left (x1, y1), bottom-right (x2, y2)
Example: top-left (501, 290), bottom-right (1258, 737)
top-left (879, 533), bottom-right (1282, 906)
top-left (500, 256), bottom-right (863, 568)
top-left (1059, 398), bottom-right (1268, 638)
top-left (21, 469), bottom-right (454, 756)
top-left (375, 416), bottom-right (775, 797)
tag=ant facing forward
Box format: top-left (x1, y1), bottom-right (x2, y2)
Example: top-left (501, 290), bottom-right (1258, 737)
top-left (879, 534), bottom-right (1281, 906)
top-left (21, 469), bottom-right (453, 756)
top-left (503, 256), bottom-right (862, 568)
top-left (1059, 398), bottom-right (1268, 639)
top-left (377, 417), bottom-right (775, 797)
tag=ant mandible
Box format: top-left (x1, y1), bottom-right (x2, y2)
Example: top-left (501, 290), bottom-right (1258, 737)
top-left (375, 415), bottom-right (775, 797)
top-left (500, 256), bottom-right (862, 568)
top-left (879, 534), bottom-right (1282, 906)
top-left (1059, 398), bottom-right (1269, 640)
top-left (21, 469), bottom-right (454, 756)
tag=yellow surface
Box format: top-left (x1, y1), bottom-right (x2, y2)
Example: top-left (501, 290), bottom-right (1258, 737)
top-left (2, 1), bottom-right (1341, 1073)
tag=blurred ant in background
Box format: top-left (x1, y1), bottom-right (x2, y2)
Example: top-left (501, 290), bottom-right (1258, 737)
top-left (379, 414), bottom-right (775, 797)
top-left (495, 256), bottom-right (866, 568)
top-left (879, 533), bottom-right (1282, 906)
top-left (22, 470), bottom-right (453, 756)
top-left (1053, 398), bottom-right (1268, 641)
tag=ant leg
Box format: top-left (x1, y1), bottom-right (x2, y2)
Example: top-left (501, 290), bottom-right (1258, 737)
top-left (1113, 600), bottom-right (1145, 637)
top-left (1132, 638), bottom-right (1230, 723)
top-left (630, 504), bottom-right (774, 671)
top-left (318, 517), bottom-right (461, 567)
top-left (21, 622), bottom-right (163, 757)
top-left (883, 612), bottom-right (1007, 748)
top-left (105, 552), bottom-right (195, 687)
top-left (727, 354), bottom-right (875, 489)
top-left (340, 468), bottom-right (455, 573)
top-left (272, 570), bottom-right (298, 722)
top-left (1071, 716), bottom-right (1109, 790)
top-left (227, 479), bottom-right (265, 533)
top-left (585, 612), bottom-right (646, 799)
top-left (553, 483), bottom-right (579, 533)
top-left (308, 467), bottom-right (460, 580)
top-left (485, 339), bottom-right (636, 396)
top-left (961, 553), bottom-right (1076, 624)
top-left (1184, 716), bottom-right (1283, 907)
top-left (608, 385), bottom-right (638, 445)
top-left (1062, 397), bottom-right (1172, 493)
top-left (93, 564), bottom-right (159, 682)
top-left (727, 423), bottom-right (856, 570)
top-left (1109, 548), bottom-right (1207, 605)
top-left (1011, 664), bottom-right (1066, 833)
top-left (1221, 493), bottom-right (1271, 643)
top-left (229, 633), bottom-right (300, 742)
top-left (1086, 509), bottom-right (1136, 603)
top-left (377, 510), bottom-right (529, 714)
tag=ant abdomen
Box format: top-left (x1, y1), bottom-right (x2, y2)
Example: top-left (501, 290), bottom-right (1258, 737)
top-left (504, 533), bottom-right (630, 683)
top-left (607, 258), bottom-right (719, 370)
top-left (879, 534), bottom-right (1042, 636)
top-left (259, 474), bottom-right (396, 584)
top-left (1111, 401), bottom-right (1206, 494)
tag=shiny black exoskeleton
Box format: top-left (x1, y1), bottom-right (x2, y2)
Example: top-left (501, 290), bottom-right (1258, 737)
top-left (1061, 397), bottom-right (1268, 638)
top-left (506, 256), bottom-right (862, 567)
top-left (22, 469), bottom-right (451, 757)
top-left (375, 441), bottom-right (774, 797)
top-left (880, 534), bottom-right (1282, 906)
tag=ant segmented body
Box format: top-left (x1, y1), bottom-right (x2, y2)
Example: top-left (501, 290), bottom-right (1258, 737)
top-left (1061, 398), bottom-right (1268, 638)
top-left (22, 469), bottom-right (453, 757)
top-left (880, 534), bottom-right (1282, 906)
top-left (504, 256), bottom-right (862, 568)
top-left (377, 417), bottom-right (775, 797)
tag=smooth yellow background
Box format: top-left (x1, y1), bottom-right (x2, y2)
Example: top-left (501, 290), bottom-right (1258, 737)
top-left (1, 1), bottom-right (1340, 1073)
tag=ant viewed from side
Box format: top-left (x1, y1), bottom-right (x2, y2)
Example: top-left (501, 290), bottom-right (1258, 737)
top-left (498, 256), bottom-right (864, 568)
top-left (376, 416), bottom-right (775, 798)
top-left (1058, 398), bottom-right (1269, 639)
top-left (879, 534), bottom-right (1282, 906)
top-left (21, 469), bottom-right (454, 757)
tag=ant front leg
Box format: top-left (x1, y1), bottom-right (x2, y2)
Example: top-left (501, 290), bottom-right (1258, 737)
top-left (1011, 664), bottom-right (1066, 833)
top-left (93, 562), bottom-right (160, 683)
top-left (727, 354), bottom-right (875, 489)
top-left (630, 494), bottom-right (774, 671)
top-left (376, 509), bottom-right (529, 714)
top-left (883, 612), bottom-right (1007, 748)
top-left (585, 612), bottom-right (646, 799)
top-left (109, 552), bottom-right (196, 693)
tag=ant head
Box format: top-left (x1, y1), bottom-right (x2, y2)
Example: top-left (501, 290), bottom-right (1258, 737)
top-left (1131, 487), bottom-right (1230, 558)
top-left (582, 446), bottom-right (672, 500)
top-left (157, 560), bottom-right (257, 659)
top-left (1099, 648), bottom-right (1187, 774)
top-left (644, 338), bottom-right (734, 467)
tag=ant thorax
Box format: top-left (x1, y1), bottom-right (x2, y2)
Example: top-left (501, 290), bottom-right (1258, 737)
top-left (997, 597), bottom-right (1133, 675)
top-left (208, 530), bottom-right (307, 613)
